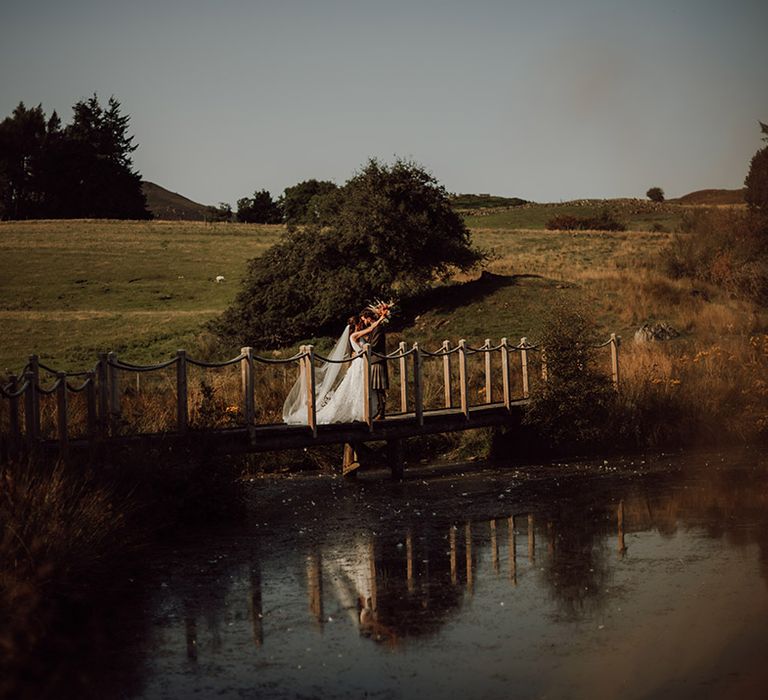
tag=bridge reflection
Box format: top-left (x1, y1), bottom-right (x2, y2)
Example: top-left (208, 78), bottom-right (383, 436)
top-left (179, 506), bottom-right (636, 657)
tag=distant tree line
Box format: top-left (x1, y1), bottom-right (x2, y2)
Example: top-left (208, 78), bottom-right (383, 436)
top-left (0, 95), bottom-right (150, 220)
top-left (205, 179), bottom-right (340, 225)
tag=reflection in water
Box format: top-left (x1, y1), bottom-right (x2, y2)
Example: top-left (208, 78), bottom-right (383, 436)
top-left (53, 457), bottom-right (768, 698)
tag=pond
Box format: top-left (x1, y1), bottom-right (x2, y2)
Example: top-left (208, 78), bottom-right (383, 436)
top-left (71, 452), bottom-right (768, 698)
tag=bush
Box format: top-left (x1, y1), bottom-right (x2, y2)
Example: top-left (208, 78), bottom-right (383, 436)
top-left (646, 186), bottom-right (665, 203)
top-left (545, 208), bottom-right (626, 231)
top-left (214, 158), bottom-right (485, 347)
top-left (663, 208), bottom-right (768, 303)
top-left (523, 304), bottom-right (617, 451)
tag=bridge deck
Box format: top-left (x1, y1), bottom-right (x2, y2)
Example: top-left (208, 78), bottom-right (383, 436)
top-left (32, 400), bottom-right (529, 458)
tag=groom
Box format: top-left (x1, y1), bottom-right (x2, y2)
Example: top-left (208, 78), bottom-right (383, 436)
top-left (361, 308), bottom-right (388, 420)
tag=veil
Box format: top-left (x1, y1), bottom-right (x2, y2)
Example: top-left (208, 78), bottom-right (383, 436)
top-left (282, 325), bottom-right (351, 424)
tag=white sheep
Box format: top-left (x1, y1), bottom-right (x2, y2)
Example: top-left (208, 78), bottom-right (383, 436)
top-left (215, 275), bottom-right (225, 283)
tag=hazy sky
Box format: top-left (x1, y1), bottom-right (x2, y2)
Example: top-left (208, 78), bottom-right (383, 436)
top-left (2, 0), bottom-right (767, 205)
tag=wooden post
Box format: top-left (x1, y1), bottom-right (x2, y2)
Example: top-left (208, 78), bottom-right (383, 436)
top-left (508, 515), bottom-right (517, 585)
top-left (176, 350), bottom-right (188, 434)
top-left (362, 343), bottom-right (372, 432)
top-left (490, 519), bottom-right (499, 574)
top-left (465, 521), bottom-right (474, 595)
top-left (387, 438), bottom-right (404, 481)
top-left (484, 339), bottom-right (492, 404)
top-left (56, 372), bottom-right (68, 458)
top-left (406, 530), bottom-right (415, 592)
top-left (520, 337), bottom-right (530, 399)
top-left (135, 372), bottom-right (141, 395)
top-left (610, 333), bottom-right (620, 390)
top-left (413, 343), bottom-right (423, 426)
top-left (304, 345), bottom-right (317, 437)
top-left (398, 341), bottom-right (408, 413)
top-left (23, 371), bottom-right (37, 450)
top-left (442, 340), bottom-right (452, 408)
top-left (343, 442), bottom-right (361, 477)
top-left (449, 525), bottom-right (458, 585)
top-left (458, 339), bottom-right (469, 418)
top-left (617, 499), bottom-right (626, 557)
top-left (241, 346), bottom-right (255, 425)
top-left (28, 355), bottom-right (41, 440)
top-left (108, 352), bottom-right (121, 434)
top-left (97, 353), bottom-right (109, 438)
top-left (501, 338), bottom-right (511, 410)
top-left (527, 513), bottom-right (535, 563)
top-left (7, 375), bottom-right (20, 459)
top-left (85, 371), bottom-right (97, 439)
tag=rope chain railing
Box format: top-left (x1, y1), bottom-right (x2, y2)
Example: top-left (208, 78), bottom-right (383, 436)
top-left (0, 334), bottom-right (620, 461)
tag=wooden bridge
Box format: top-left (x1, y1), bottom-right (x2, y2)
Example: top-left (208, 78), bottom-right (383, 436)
top-left (0, 334), bottom-right (620, 478)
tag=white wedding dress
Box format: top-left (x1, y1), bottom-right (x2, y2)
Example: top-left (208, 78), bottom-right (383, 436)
top-left (282, 326), bottom-right (378, 425)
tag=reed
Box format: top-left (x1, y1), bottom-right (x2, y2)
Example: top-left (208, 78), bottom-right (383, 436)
top-left (0, 459), bottom-right (131, 691)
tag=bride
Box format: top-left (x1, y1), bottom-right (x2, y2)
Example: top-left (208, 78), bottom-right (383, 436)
top-left (282, 313), bottom-right (385, 424)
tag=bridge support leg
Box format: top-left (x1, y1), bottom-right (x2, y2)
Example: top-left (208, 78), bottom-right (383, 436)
top-left (342, 442), bottom-right (361, 478)
top-left (387, 438), bottom-right (404, 481)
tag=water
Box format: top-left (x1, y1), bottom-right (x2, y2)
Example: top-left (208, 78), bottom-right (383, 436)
top-left (82, 454), bottom-right (768, 698)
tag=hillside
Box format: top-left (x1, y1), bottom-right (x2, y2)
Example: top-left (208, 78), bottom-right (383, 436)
top-left (673, 188), bottom-right (745, 205)
top-left (142, 181), bottom-right (208, 220)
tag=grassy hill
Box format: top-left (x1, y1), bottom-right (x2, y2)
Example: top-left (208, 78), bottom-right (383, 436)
top-left (0, 219), bottom-right (281, 370)
top-left (450, 193), bottom-right (528, 209)
top-left (0, 211), bottom-right (762, 372)
top-left (461, 198), bottom-right (684, 231)
top-left (672, 188), bottom-right (745, 205)
top-left (141, 181), bottom-right (209, 220)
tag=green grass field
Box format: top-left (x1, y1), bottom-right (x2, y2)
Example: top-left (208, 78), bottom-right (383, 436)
top-left (0, 220), bottom-right (281, 371)
top-left (0, 217), bottom-right (680, 372)
top-left (460, 200), bottom-right (685, 231)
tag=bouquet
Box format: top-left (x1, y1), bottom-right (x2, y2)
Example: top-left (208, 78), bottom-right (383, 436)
top-left (367, 298), bottom-right (396, 324)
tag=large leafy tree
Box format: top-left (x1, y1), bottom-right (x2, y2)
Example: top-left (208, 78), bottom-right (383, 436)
top-left (0, 95), bottom-right (150, 220)
top-left (214, 158), bottom-right (485, 347)
top-left (236, 189), bottom-right (282, 223)
top-left (281, 178), bottom-right (338, 226)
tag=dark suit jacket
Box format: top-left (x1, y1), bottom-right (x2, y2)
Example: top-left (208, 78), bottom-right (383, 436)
top-left (368, 325), bottom-right (387, 365)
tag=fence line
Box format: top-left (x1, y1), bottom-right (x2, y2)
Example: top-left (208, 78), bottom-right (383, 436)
top-left (0, 334), bottom-right (620, 462)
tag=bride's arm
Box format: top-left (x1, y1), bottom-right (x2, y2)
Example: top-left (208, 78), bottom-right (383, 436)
top-left (350, 316), bottom-right (384, 344)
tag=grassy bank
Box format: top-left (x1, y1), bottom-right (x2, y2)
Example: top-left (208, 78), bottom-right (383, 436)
top-left (2, 215), bottom-right (768, 452)
top-left (0, 218), bottom-right (674, 370)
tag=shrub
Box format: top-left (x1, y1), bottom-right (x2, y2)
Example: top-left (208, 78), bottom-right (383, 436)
top-left (545, 208), bottom-right (626, 231)
top-left (523, 304), bottom-right (617, 451)
top-left (663, 208), bottom-right (768, 303)
top-left (646, 187), bottom-right (665, 203)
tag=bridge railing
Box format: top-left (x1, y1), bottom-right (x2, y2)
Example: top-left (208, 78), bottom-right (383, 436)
top-left (0, 334), bottom-right (620, 461)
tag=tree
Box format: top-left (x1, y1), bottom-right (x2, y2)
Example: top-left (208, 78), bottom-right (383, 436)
top-left (281, 179), bottom-right (338, 226)
top-left (236, 190), bottom-right (282, 223)
top-left (745, 121), bottom-right (768, 211)
top-left (646, 186), bottom-right (665, 203)
top-left (205, 202), bottom-right (233, 222)
top-left (0, 95), bottom-right (150, 220)
top-left (62, 95), bottom-right (150, 219)
top-left (523, 303), bottom-right (616, 450)
top-left (213, 158), bottom-right (486, 347)
top-left (0, 103), bottom-right (47, 219)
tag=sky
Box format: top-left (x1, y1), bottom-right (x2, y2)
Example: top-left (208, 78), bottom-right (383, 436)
top-left (2, 0), bottom-right (767, 205)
